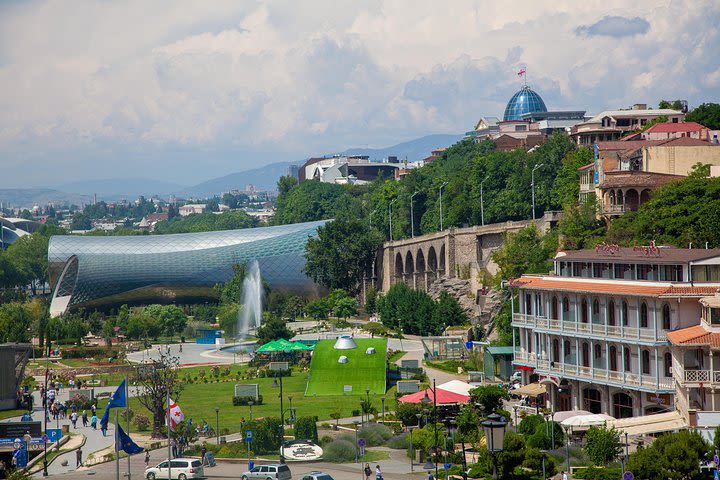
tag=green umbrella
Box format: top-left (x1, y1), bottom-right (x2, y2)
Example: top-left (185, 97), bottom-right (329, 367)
top-left (255, 340), bottom-right (281, 352)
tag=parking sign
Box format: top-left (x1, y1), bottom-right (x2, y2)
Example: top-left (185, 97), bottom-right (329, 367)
top-left (246, 429), bottom-right (252, 441)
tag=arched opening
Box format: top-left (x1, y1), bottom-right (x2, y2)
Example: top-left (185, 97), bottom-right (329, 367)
top-left (608, 190), bottom-right (616, 206)
top-left (581, 299), bottom-right (589, 323)
top-left (416, 249), bottom-right (426, 273)
top-left (608, 300), bottom-right (616, 326)
top-left (640, 189), bottom-right (652, 205)
top-left (558, 379), bottom-right (572, 412)
top-left (640, 302), bottom-right (648, 328)
top-left (623, 347), bottom-right (631, 372)
top-left (394, 252), bottom-right (404, 278)
top-left (613, 392), bottom-right (634, 419)
top-left (664, 352), bottom-right (672, 377)
top-left (642, 349), bottom-right (651, 375)
top-left (582, 342), bottom-right (590, 367)
top-left (663, 304), bottom-right (671, 330)
top-left (563, 340), bottom-right (572, 364)
top-left (610, 346), bottom-right (618, 371)
top-left (592, 299), bottom-right (600, 322)
top-left (622, 301), bottom-right (629, 326)
top-left (404, 251), bottom-right (414, 276)
top-left (439, 244), bottom-right (446, 273)
top-left (552, 339), bottom-right (560, 363)
top-left (525, 294), bottom-right (533, 315)
top-left (427, 246), bottom-right (437, 272)
top-left (551, 296), bottom-right (558, 320)
top-left (583, 388), bottom-right (602, 414)
top-left (617, 190), bottom-right (624, 208)
top-left (562, 297), bottom-right (570, 315)
top-left (625, 189), bottom-right (639, 211)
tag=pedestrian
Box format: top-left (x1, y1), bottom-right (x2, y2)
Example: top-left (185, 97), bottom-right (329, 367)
top-left (82, 410), bottom-right (88, 427)
top-left (0, 459), bottom-right (6, 479)
top-left (76, 448), bottom-right (82, 467)
top-left (91, 404), bottom-right (96, 416)
top-left (201, 445), bottom-right (207, 465)
top-left (375, 465), bottom-right (382, 480)
top-left (427, 472), bottom-right (434, 480)
top-left (171, 438), bottom-right (177, 458)
top-left (364, 463), bottom-right (372, 480)
top-left (101, 422), bottom-right (107, 437)
top-left (71, 411), bottom-right (78, 429)
top-left (179, 344), bottom-right (182, 353)
top-left (90, 414), bottom-right (98, 430)
top-left (144, 450), bottom-right (150, 468)
top-left (561, 471), bottom-right (568, 480)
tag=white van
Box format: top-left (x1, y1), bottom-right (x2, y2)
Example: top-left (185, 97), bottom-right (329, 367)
top-left (145, 458), bottom-right (204, 480)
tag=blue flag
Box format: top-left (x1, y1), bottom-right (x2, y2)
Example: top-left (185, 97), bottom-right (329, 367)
top-left (116, 424), bottom-right (144, 455)
top-left (100, 379), bottom-right (127, 428)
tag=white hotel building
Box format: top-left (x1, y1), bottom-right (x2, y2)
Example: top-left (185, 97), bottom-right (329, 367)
top-left (511, 246), bottom-right (720, 428)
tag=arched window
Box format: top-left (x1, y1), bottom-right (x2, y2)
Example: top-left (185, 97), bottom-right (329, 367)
top-left (642, 350), bottom-right (651, 375)
top-left (622, 301), bottom-right (629, 326)
top-left (525, 294), bottom-right (533, 315)
top-left (664, 352), bottom-right (672, 377)
top-left (663, 304), bottom-right (671, 330)
top-left (640, 302), bottom-right (648, 328)
top-left (582, 342), bottom-right (590, 367)
top-left (552, 296), bottom-right (559, 320)
top-left (593, 299), bottom-right (600, 315)
top-left (584, 388), bottom-right (602, 414)
top-left (594, 343), bottom-right (602, 360)
top-left (553, 339), bottom-right (560, 363)
top-left (562, 297), bottom-right (570, 313)
top-left (623, 347), bottom-right (631, 371)
top-left (608, 301), bottom-right (616, 326)
top-left (581, 299), bottom-right (589, 323)
top-left (613, 392), bottom-right (634, 419)
top-left (563, 340), bottom-right (571, 362)
top-left (610, 346), bottom-right (618, 371)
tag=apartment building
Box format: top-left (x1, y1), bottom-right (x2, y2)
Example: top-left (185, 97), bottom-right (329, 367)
top-left (570, 105), bottom-right (684, 146)
top-left (511, 245), bottom-right (720, 426)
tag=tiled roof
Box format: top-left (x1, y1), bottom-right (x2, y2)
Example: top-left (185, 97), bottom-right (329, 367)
top-left (661, 137), bottom-right (714, 147)
top-left (596, 140), bottom-right (665, 151)
top-left (667, 325), bottom-right (720, 347)
top-left (556, 247), bottom-right (720, 263)
top-left (578, 163), bottom-right (594, 171)
top-left (599, 171), bottom-right (685, 189)
top-left (645, 122), bottom-right (705, 133)
top-left (662, 286), bottom-right (720, 297)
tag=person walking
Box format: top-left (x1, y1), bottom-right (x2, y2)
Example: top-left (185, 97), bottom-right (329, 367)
top-left (364, 463), bottom-right (372, 480)
top-left (90, 414), bottom-right (98, 430)
top-left (171, 438), bottom-right (177, 458)
top-left (71, 411), bottom-right (78, 429)
top-left (144, 450), bottom-right (150, 468)
top-left (76, 448), bottom-right (82, 468)
top-left (101, 422), bottom-right (108, 437)
top-left (81, 410), bottom-right (88, 427)
top-left (561, 471), bottom-right (568, 480)
top-left (427, 472), bottom-right (434, 480)
top-left (201, 445), bottom-right (207, 466)
top-left (375, 465), bottom-right (382, 480)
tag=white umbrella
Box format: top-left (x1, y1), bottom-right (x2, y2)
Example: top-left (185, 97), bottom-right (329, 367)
top-left (561, 413), bottom-right (615, 427)
top-left (553, 410), bottom-right (590, 423)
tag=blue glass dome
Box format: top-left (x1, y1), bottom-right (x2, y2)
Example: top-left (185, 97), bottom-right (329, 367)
top-left (503, 86), bottom-right (547, 121)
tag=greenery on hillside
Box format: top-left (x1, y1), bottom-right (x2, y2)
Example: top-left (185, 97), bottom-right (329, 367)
top-left (154, 209), bottom-right (258, 233)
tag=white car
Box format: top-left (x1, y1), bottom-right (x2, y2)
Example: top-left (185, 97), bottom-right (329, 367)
top-left (145, 458), bottom-right (204, 480)
top-left (299, 472), bottom-right (335, 480)
top-left (241, 464), bottom-right (292, 480)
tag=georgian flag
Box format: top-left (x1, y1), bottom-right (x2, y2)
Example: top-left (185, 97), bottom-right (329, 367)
top-left (166, 398), bottom-right (185, 430)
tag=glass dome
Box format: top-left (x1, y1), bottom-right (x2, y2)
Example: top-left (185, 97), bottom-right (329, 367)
top-left (503, 86), bottom-right (547, 121)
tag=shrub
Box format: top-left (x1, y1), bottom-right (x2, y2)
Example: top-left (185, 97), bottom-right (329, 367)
top-left (386, 432), bottom-right (410, 450)
top-left (359, 423), bottom-right (393, 446)
top-left (319, 435), bottom-right (333, 447)
top-left (294, 416), bottom-right (319, 443)
top-left (352, 409), bottom-right (360, 416)
top-left (257, 368), bottom-right (292, 378)
top-left (518, 414), bottom-right (545, 436)
top-left (323, 439), bottom-right (357, 462)
top-left (244, 417), bottom-right (282, 454)
top-left (120, 408), bottom-right (135, 423)
top-left (133, 414), bottom-right (150, 431)
top-left (233, 395), bottom-right (263, 406)
top-left (573, 467), bottom-right (622, 480)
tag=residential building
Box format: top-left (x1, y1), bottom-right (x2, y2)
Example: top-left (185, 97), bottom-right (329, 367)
top-left (640, 121), bottom-right (711, 141)
top-left (178, 204), bottom-right (207, 216)
top-left (511, 246), bottom-right (720, 427)
top-left (570, 105), bottom-right (685, 146)
top-left (298, 155), bottom-right (398, 185)
top-left (138, 212), bottom-right (168, 231)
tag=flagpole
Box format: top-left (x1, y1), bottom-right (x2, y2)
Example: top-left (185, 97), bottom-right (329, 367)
top-left (126, 376), bottom-right (131, 480)
top-left (115, 409), bottom-right (120, 480)
top-left (167, 387), bottom-right (172, 480)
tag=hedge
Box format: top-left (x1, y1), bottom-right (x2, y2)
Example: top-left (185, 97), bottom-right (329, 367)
top-left (233, 395), bottom-right (263, 406)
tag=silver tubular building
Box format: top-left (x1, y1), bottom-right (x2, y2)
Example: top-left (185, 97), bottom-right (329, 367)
top-left (48, 220), bottom-right (327, 316)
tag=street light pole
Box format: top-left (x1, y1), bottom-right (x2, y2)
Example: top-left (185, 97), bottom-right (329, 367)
top-left (215, 407), bottom-right (219, 445)
top-left (43, 353), bottom-right (49, 477)
top-left (389, 199), bottom-right (397, 241)
top-left (531, 163), bottom-right (544, 221)
top-left (480, 177), bottom-right (489, 226)
top-left (438, 182), bottom-right (448, 231)
top-left (409, 427), bottom-right (414, 472)
top-left (272, 374), bottom-right (285, 462)
top-left (433, 379), bottom-right (438, 478)
top-left (410, 192), bottom-right (419, 238)
top-left (380, 397), bottom-right (385, 424)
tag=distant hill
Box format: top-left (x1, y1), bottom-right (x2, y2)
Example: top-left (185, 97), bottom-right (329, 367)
top-left (58, 178), bottom-right (188, 200)
top-left (182, 133), bottom-right (462, 196)
top-left (0, 188), bottom-right (92, 208)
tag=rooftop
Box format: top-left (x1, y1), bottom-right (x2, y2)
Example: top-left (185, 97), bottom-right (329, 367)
top-left (645, 121), bottom-right (705, 133)
top-left (556, 247), bottom-right (720, 263)
top-left (667, 325), bottom-right (720, 348)
top-left (586, 109), bottom-right (683, 124)
top-left (510, 275), bottom-right (720, 297)
top-left (599, 171), bottom-right (685, 189)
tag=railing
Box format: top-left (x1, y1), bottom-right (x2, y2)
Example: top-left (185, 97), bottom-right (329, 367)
top-left (513, 351), bottom-right (672, 390)
top-left (604, 205), bottom-right (626, 214)
top-left (512, 313), bottom-right (667, 342)
top-left (684, 370), bottom-right (710, 383)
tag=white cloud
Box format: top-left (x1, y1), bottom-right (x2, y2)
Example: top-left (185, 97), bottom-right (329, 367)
top-left (0, 0), bottom-right (718, 187)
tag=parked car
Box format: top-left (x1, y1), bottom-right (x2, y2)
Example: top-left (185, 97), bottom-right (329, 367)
top-left (299, 472), bottom-right (334, 480)
top-left (241, 464), bottom-right (292, 480)
top-left (145, 458), bottom-right (204, 480)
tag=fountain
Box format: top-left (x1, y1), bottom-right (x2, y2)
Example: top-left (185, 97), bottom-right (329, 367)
top-left (236, 260), bottom-right (264, 341)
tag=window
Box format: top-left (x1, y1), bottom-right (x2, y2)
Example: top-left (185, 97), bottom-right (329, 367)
top-left (582, 343), bottom-right (590, 367)
top-left (593, 299), bottom-right (600, 315)
top-left (582, 299), bottom-right (589, 323)
top-left (564, 340), bottom-right (571, 361)
top-left (594, 343), bottom-right (602, 359)
top-left (608, 301), bottom-right (616, 326)
top-left (583, 388), bottom-right (602, 414)
top-left (562, 297), bottom-right (570, 313)
top-left (553, 339), bottom-right (560, 363)
top-left (642, 350), bottom-right (651, 375)
top-left (622, 301), bottom-right (629, 326)
top-left (552, 296), bottom-right (558, 320)
top-left (610, 346), bottom-right (618, 371)
top-left (640, 302), bottom-right (648, 328)
top-left (624, 347), bottom-right (631, 371)
top-left (664, 352), bottom-right (672, 377)
top-left (712, 308), bottom-right (720, 326)
top-left (613, 392), bottom-right (634, 419)
top-left (662, 304), bottom-right (671, 330)
top-left (170, 462), bottom-right (185, 469)
top-left (525, 294), bottom-right (532, 315)
top-left (158, 463), bottom-right (169, 469)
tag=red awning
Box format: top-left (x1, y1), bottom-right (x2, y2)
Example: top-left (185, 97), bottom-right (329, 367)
top-left (398, 387), bottom-right (470, 405)
top-left (515, 365), bottom-right (534, 371)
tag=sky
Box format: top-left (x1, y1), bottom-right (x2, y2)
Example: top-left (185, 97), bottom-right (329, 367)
top-left (1, 0), bottom-right (719, 188)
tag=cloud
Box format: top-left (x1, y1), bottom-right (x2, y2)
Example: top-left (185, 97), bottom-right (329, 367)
top-left (575, 15), bottom-right (650, 38)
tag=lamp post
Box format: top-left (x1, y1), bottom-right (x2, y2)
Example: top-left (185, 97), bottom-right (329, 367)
top-left (481, 412), bottom-right (508, 480)
top-left (272, 374), bottom-right (285, 462)
top-left (421, 379), bottom-right (438, 477)
top-left (625, 431), bottom-right (629, 459)
top-left (438, 182), bottom-right (448, 231)
top-left (288, 397), bottom-right (293, 429)
top-left (248, 400), bottom-right (254, 421)
top-left (215, 407), bottom-right (220, 445)
top-left (380, 397), bottom-right (385, 424)
top-left (366, 389), bottom-right (370, 425)
top-left (389, 199), bottom-right (398, 241)
top-left (410, 191), bottom-right (419, 238)
top-left (409, 426), bottom-right (414, 472)
top-left (531, 163), bottom-right (544, 221)
top-left (512, 405), bottom-right (518, 431)
top-left (354, 421), bottom-right (360, 463)
top-left (565, 426), bottom-right (571, 473)
top-left (42, 352), bottom-right (49, 477)
top-left (480, 176), bottom-right (489, 226)
top-left (539, 449), bottom-right (547, 480)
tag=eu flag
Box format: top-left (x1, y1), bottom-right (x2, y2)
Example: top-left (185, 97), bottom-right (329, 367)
top-left (100, 379), bottom-right (127, 428)
top-left (116, 424), bottom-right (144, 455)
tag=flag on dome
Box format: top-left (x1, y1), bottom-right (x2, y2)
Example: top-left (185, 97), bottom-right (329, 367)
top-left (166, 398), bottom-right (185, 430)
top-left (517, 68), bottom-right (526, 76)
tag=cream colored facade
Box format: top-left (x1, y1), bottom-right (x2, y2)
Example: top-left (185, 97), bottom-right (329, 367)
top-left (643, 145), bottom-right (720, 175)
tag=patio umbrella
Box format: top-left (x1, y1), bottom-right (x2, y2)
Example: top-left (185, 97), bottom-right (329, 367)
top-left (561, 413), bottom-right (615, 428)
top-left (255, 340), bottom-right (281, 352)
top-left (553, 410), bottom-right (591, 423)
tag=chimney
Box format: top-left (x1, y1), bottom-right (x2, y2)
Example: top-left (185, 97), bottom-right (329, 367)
top-left (632, 104), bottom-right (647, 110)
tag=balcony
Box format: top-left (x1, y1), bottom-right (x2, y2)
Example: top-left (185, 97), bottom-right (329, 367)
top-left (681, 370), bottom-right (720, 386)
top-left (512, 313), bottom-right (667, 343)
top-left (513, 350), bottom-right (673, 391)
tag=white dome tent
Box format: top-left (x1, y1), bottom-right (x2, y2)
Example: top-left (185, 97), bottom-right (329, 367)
top-left (334, 335), bottom-right (358, 350)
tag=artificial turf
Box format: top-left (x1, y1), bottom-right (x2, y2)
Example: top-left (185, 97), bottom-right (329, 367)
top-left (305, 338), bottom-right (387, 396)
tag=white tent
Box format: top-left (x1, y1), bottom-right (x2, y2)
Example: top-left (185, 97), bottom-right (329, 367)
top-left (437, 380), bottom-right (475, 397)
top-left (561, 413), bottom-right (615, 428)
top-left (553, 410), bottom-right (591, 423)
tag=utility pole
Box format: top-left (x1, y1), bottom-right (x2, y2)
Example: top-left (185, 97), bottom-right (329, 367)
top-left (438, 182), bottom-right (448, 231)
top-left (531, 164), bottom-right (544, 221)
top-left (410, 192), bottom-right (419, 238)
top-left (480, 177), bottom-right (489, 226)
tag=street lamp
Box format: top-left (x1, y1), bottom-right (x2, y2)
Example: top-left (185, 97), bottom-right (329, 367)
top-left (480, 176), bottom-right (489, 226)
top-left (215, 407), bottom-right (220, 445)
top-left (380, 397), bottom-right (385, 424)
top-left (271, 374), bottom-right (286, 462)
top-left (389, 199), bottom-right (398, 241)
top-left (481, 412), bottom-right (508, 480)
top-left (421, 379), bottom-right (438, 477)
top-left (248, 400), bottom-right (254, 420)
top-left (539, 449), bottom-right (547, 480)
top-left (354, 421), bottom-right (360, 463)
top-left (410, 191), bottom-right (420, 238)
top-left (512, 405), bottom-right (519, 430)
top-left (438, 182), bottom-right (448, 231)
top-left (531, 163), bottom-right (544, 221)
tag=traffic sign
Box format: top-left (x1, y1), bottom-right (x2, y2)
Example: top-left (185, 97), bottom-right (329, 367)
top-left (714, 470), bottom-right (718, 480)
top-left (246, 429), bottom-right (252, 441)
top-left (623, 471), bottom-right (634, 480)
top-left (443, 463), bottom-right (452, 470)
top-left (715, 453), bottom-right (719, 466)
top-left (465, 341), bottom-right (473, 349)
top-left (46, 429), bottom-right (62, 443)
top-left (357, 438), bottom-right (366, 447)
top-left (41, 435), bottom-right (48, 443)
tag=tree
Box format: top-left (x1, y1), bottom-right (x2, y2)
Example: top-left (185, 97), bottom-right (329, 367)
top-left (658, 99), bottom-right (685, 111)
top-left (304, 216), bottom-right (384, 295)
top-left (294, 416), bottom-right (319, 443)
top-left (273, 180), bottom-right (353, 225)
top-left (433, 291), bottom-right (467, 328)
top-left (558, 196), bottom-right (605, 250)
top-left (552, 147), bottom-right (593, 208)
top-left (364, 287), bottom-right (378, 315)
top-left (491, 224), bottom-right (557, 280)
top-left (255, 314), bottom-right (293, 344)
top-left (685, 102), bottom-right (720, 130)
top-left (333, 296), bottom-right (358, 320)
top-left (497, 431), bottom-right (526, 478)
top-left (469, 385), bottom-right (509, 415)
top-left (377, 283), bottom-right (439, 335)
top-left (629, 430), bottom-right (710, 480)
top-left (0, 302), bottom-right (32, 342)
top-left (583, 426), bottom-right (622, 466)
top-left (133, 349), bottom-right (183, 438)
top-left (276, 175), bottom-right (299, 197)
top-left (305, 297), bottom-right (332, 320)
top-left (523, 447), bottom-right (556, 478)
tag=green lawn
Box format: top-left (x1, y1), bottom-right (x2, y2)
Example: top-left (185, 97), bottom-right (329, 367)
top-left (305, 339), bottom-right (387, 396)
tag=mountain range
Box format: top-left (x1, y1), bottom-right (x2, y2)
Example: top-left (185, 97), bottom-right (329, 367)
top-left (1, 133), bottom-right (462, 207)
